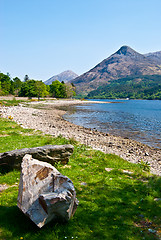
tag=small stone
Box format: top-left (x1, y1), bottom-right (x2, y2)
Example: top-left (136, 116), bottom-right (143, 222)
top-left (129, 149), bottom-right (134, 153)
top-left (122, 170), bottom-right (133, 174)
top-left (144, 152), bottom-right (149, 156)
top-left (139, 214), bottom-right (144, 218)
top-left (154, 198), bottom-right (161, 201)
top-left (80, 182), bottom-right (87, 186)
top-left (0, 184), bottom-right (9, 192)
top-left (105, 168), bottom-right (113, 172)
top-left (148, 229), bottom-right (156, 233)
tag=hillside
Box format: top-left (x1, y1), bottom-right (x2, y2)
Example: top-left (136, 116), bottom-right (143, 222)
top-left (86, 75), bottom-right (161, 100)
top-left (71, 46), bottom-right (161, 94)
top-left (44, 70), bottom-right (78, 85)
top-left (144, 51), bottom-right (161, 65)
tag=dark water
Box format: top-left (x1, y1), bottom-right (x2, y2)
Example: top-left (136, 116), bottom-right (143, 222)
top-left (62, 99), bottom-right (161, 149)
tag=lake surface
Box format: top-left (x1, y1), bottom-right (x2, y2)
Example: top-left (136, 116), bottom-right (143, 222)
top-left (62, 99), bottom-right (161, 149)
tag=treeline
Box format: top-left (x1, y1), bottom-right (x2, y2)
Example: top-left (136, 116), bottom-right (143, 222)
top-left (0, 73), bottom-right (76, 98)
top-left (86, 75), bottom-right (161, 100)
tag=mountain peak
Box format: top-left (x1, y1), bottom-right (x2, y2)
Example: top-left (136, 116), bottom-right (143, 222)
top-left (44, 70), bottom-right (78, 85)
top-left (115, 45), bottom-right (140, 57)
top-left (72, 46), bottom-right (161, 94)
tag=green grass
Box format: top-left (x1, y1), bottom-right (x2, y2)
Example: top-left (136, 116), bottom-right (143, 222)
top-left (0, 116), bottom-right (161, 240)
top-left (0, 98), bottom-right (46, 108)
top-left (0, 99), bottom-right (27, 107)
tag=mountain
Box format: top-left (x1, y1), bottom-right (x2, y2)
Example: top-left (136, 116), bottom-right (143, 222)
top-left (44, 70), bottom-right (78, 85)
top-left (71, 46), bottom-right (161, 94)
top-left (144, 51), bottom-right (161, 65)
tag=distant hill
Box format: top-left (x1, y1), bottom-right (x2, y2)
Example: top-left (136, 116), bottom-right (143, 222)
top-left (44, 70), bottom-right (78, 85)
top-left (71, 46), bottom-right (161, 94)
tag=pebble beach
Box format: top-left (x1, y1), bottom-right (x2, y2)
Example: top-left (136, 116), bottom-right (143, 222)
top-left (1, 99), bottom-right (161, 176)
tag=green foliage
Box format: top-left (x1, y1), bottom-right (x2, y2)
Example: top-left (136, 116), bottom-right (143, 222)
top-left (0, 71), bottom-right (49, 98)
top-left (0, 73), bottom-right (12, 95)
top-left (0, 99), bottom-right (27, 107)
top-left (65, 83), bottom-right (76, 98)
top-left (87, 75), bottom-right (161, 99)
top-left (0, 71), bottom-right (76, 99)
top-left (35, 80), bottom-right (49, 99)
top-left (0, 170), bottom-right (20, 185)
top-left (49, 80), bottom-right (67, 98)
top-left (0, 119), bottom-right (68, 153)
top-left (0, 73), bottom-right (23, 96)
top-left (19, 80), bottom-right (36, 98)
top-left (49, 80), bottom-right (76, 98)
top-left (0, 117), bottom-right (161, 239)
top-left (139, 160), bottom-right (151, 172)
top-left (13, 77), bottom-right (22, 95)
top-left (19, 80), bottom-right (48, 98)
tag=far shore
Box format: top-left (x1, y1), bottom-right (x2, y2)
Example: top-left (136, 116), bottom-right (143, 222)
top-left (1, 98), bottom-right (161, 176)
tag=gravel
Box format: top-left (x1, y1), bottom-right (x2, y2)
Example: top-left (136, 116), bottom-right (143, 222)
top-left (1, 100), bottom-right (161, 176)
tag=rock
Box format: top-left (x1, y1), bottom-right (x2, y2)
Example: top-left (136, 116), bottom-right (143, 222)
top-left (148, 229), bottom-right (156, 233)
top-left (154, 198), bottom-right (161, 201)
top-left (105, 168), bottom-right (113, 172)
top-left (17, 154), bottom-right (78, 228)
top-left (0, 184), bottom-right (9, 192)
top-left (129, 149), bottom-right (134, 153)
top-left (0, 144), bottom-right (74, 170)
top-left (144, 152), bottom-right (149, 156)
top-left (80, 182), bottom-right (87, 186)
top-left (122, 170), bottom-right (133, 174)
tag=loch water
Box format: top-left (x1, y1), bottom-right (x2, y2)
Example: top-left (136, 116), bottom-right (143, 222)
top-left (62, 99), bottom-right (161, 149)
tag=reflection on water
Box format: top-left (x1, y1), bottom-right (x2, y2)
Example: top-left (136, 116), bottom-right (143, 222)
top-left (60, 100), bottom-right (161, 149)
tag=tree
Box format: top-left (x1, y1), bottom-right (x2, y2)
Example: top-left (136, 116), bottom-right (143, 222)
top-left (0, 73), bottom-right (11, 95)
top-left (19, 79), bottom-right (49, 99)
top-left (19, 80), bottom-right (36, 98)
top-left (65, 83), bottom-right (76, 98)
top-left (7, 72), bottom-right (11, 79)
top-left (10, 80), bottom-right (15, 95)
top-left (0, 81), bottom-right (2, 95)
top-left (49, 80), bottom-right (67, 98)
top-left (13, 77), bottom-right (22, 95)
top-left (35, 81), bottom-right (49, 100)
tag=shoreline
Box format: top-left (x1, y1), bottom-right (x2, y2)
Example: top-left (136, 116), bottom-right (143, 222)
top-left (1, 99), bottom-right (161, 176)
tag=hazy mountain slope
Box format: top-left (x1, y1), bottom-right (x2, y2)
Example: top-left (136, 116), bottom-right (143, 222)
top-left (144, 51), bottom-right (161, 65)
top-left (44, 70), bottom-right (78, 85)
top-left (71, 46), bottom-right (161, 94)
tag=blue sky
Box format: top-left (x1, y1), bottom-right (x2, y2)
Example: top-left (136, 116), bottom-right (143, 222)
top-left (1, 0), bottom-right (161, 81)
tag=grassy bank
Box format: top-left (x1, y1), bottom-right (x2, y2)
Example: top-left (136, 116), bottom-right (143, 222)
top-left (0, 113), bottom-right (161, 239)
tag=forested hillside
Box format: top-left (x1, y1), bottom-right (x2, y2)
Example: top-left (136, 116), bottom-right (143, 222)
top-left (86, 75), bottom-right (161, 100)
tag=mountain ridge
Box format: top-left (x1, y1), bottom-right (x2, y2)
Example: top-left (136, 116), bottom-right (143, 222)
top-left (144, 51), bottom-right (161, 65)
top-left (71, 46), bottom-right (161, 94)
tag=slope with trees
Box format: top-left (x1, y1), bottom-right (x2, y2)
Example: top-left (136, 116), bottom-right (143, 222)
top-left (86, 75), bottom-right (161, 100)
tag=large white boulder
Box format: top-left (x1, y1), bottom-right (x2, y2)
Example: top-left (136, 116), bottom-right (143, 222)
top-left (17, 154), bottom-right (78, 228)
